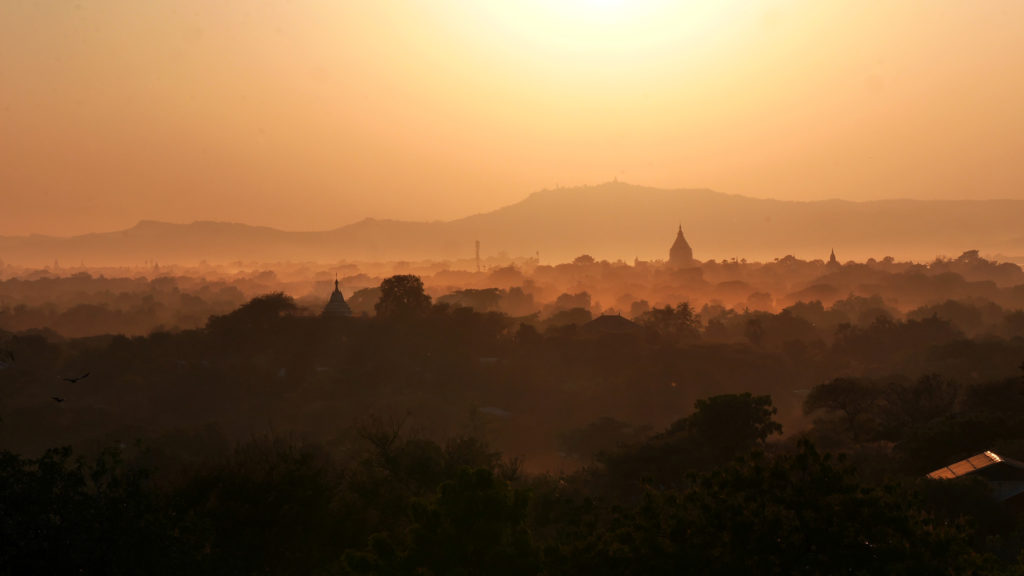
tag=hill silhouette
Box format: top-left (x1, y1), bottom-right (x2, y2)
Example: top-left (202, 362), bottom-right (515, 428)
top-left (2, 183), bottom-right (1022, 266)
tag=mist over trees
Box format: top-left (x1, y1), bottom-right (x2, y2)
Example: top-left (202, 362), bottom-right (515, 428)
top-left (4, 247), bottom-right (1023, 340)
top-left (2, 248), bottom-right (1024, 573)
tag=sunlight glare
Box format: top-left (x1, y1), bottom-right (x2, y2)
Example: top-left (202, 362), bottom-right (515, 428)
top-left (470, 0), bottom-right (751, 61)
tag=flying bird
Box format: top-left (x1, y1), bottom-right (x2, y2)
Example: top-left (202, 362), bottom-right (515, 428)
top-left (63, 372), bottom-right (90, 383)
top-left (51, 396), bottom-right (64, 403)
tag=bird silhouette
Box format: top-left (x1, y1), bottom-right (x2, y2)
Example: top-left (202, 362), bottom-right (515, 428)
top-left (51, 396), bottom-right (64, 403)
top-left (63, 372), bottom-right (90, 383)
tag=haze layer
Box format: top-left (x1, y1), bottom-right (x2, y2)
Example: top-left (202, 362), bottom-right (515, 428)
top-left (2, 1), bottom-right (1022, 236)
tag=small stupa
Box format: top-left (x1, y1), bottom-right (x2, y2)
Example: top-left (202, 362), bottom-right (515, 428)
top-left (322, 277), bottom-right (352, 317)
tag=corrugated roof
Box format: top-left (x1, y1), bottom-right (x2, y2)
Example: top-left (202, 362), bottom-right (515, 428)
top-left (927, 451), bottom-right (1024, 503)
top-left (928, 451), bottom-right (1007, 480)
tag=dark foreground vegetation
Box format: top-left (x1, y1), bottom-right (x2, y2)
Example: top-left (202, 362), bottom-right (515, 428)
top-left (2, 271), bottom-right (1024, 573)
top-left (2, 400), bottom-right (1015, 575)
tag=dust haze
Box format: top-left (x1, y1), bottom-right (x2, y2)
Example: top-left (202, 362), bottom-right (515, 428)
top-left (4, 210), bottom-right (1024, 570)
top-left (5, 0), bottom-right (1024, 571)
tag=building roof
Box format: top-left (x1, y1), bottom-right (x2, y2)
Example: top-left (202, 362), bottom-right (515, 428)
top-left (582, 314), bottom-right (643, 335)
top-left (927, 451), bottom-right (1024, 502)
top-left (928, 451), bottom-right (1009, 479)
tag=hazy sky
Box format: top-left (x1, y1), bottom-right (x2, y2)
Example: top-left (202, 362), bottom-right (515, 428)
top-left (2, 1), bottom-right (1022, 236)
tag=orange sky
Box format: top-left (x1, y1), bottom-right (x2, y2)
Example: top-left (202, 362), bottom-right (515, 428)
top-left (2, 1), bottom-right (1022, 237)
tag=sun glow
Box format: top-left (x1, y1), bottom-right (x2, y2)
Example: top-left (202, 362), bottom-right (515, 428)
top-left (6, 0), bottom-right (1024, 237)
top-left (469, 1), bottom-right (752, 58)
top-left (575, 0), bottom-right (628, 14)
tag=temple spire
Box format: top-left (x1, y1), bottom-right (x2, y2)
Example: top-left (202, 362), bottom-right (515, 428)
top-left (323, 274), bottom-right (351, 317)
top-left (669, 224), bottom-right (696, 268)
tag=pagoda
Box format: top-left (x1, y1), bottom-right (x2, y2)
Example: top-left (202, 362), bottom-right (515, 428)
top-left (322, 278), bottom-right (352, 317)
top-left (669, 225), bottom-right (696, 268)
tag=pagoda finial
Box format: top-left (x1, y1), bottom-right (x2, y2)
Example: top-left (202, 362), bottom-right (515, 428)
top-left (334, 273), bottom-right (340, 291)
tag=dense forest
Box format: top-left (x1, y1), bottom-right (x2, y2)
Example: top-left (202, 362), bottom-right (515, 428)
top-left (3, 254), bottom-right (1024, 573)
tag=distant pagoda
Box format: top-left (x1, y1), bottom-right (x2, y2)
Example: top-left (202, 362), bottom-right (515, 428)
top-left (669, 225), bottom-right (696, 268)
top-left (322, 278), bottom-right (352, 317)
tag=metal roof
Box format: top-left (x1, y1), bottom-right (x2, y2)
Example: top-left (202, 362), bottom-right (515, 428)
top-left (927, 451), bottom-right (1024, 502)
top-left (926, 450), bottom-right (1024, 480)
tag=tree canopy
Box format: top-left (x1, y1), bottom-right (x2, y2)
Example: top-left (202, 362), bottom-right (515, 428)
top-left (375, 275), bottom-right (432, 319)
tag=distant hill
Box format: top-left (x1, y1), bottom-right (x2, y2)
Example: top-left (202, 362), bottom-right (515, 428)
top-left (2, 183), bottom-right (1022, 266)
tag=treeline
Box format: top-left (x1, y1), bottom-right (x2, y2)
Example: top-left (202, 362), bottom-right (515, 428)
top-left (2, 279), bottom-right (1023, 462)
top-left (0, 273), bottom-right (247, 337)
top-left (3, 249), bottom-right (1024, 341)
top-left (0, 395), bottom-right (1010, 574)
top-left (3, 276), bottom-right (1024, 572)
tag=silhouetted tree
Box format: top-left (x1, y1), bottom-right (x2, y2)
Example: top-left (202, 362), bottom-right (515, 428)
top-left (637, 303), bottom-right (699, 343)
top-left (546, 307), bottom-right (592, 329)
top-left (600, 393), bottom-right (783, 491)
top-left (437, 288), bottom-right (503, 312)
top-left (375, 275), bottom-right (431, 319)
top-left (804, 377), bottom-right (885, 445)
top-left (206, 292), bottom-right (298, 332)
top-left (572, 254), bottom-right (596, 266)
top-left (553, 292), bottom-right (591, 312)
top-left (347, 287), bottom-right (382, 316)
top-left (877, 374), bottom-right (959, 440)
top-left (501, 287), bottom-right (537, 317)
top-left (678, 392), bottom-right (783, 456)
top-left (628, 300), bottom-right (650, 319)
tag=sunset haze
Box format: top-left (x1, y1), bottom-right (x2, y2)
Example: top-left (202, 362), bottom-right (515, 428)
top-left (2, 1), bottom-right (1022, 238)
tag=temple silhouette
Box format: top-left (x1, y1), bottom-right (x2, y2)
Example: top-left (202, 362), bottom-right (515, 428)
top-left (669, 225), bottom-right (696, 268)
top-left (322, 278), bottom-right (352, 317)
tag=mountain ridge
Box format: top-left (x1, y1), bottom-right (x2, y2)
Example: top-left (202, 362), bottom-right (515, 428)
top-left (1, 183), bottom-right (1022, 266)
